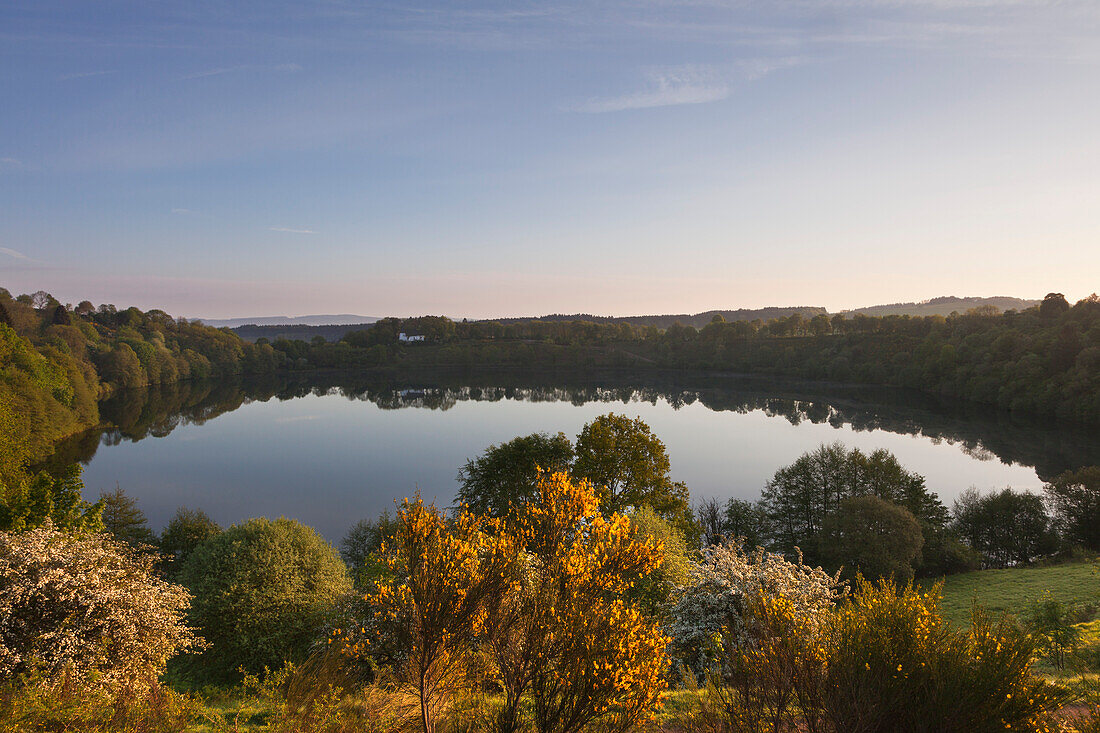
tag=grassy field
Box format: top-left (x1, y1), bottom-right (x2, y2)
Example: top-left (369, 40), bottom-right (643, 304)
top-left (926, 560), bottom-right (1100, 627)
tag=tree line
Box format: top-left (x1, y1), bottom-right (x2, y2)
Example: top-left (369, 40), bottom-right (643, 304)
top-left (260, 292), bottom-right (1100, 425)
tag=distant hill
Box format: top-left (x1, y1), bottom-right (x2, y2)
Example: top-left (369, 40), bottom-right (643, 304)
top-left (227, 297), bottom-right (1042, 343)
top-left (491, 307), bottom-right (828, 330)
top-left (198, 314), bottom-right (378, 328)
top-left (844, 296), bottom-right (1039, 318)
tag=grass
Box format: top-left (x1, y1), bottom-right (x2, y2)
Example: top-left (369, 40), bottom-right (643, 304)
top-left (925, 560), bottom-right (1100, 627)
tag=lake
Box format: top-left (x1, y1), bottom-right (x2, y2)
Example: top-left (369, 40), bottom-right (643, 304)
top-left (53, 370), bottom-right (1100, 542)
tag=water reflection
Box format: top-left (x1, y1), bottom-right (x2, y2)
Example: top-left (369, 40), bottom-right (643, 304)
top-left (52, 369), bottom-right (1100, 482)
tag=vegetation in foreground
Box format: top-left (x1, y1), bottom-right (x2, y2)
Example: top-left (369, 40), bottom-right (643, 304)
top-left (3, 282), bottom-right (1100, 730)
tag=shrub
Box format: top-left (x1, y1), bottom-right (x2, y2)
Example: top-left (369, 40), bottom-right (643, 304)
top-left (364, 495), bottom-right (516, 733)
top-left (501, 472), bottom-right (669, 733)
top-left (1025, 591), bottom-right (1083, 669)
top-left (0, 669), bottom-right (200, 733)
top-left (0, 523), bottom-right (198, 689)
top-left (175, 517), bottom-right (351, 685)
top-left (823, 578), bottom-right (1070, 733)
top-left (667, 541), bottom-right (844, 678)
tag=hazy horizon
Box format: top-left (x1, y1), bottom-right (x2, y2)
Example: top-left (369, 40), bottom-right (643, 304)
top-left (2, 1), bottom-right (1097, 316)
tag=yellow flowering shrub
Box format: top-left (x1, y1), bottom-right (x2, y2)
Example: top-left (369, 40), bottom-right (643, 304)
top-left (364, 494), bottom-right (516, 733)
top-left (487, 471), bottom-right (670, 733)
top-left (823, 578), bottom-right (1070, 733)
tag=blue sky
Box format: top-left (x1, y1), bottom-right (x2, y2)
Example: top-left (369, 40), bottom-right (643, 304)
top-left (1, 0), bottom-right (1097, 319)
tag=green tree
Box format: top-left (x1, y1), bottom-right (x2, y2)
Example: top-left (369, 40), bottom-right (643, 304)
top-left (158, 506), bottom-right (221, 578)
top-left (1039, 292), bottom-right (1070, 319)
top-left (573, 413), bottom-right (693, 538)
top-left (1025, 591), bottom-right (1082, 669)
top-left (339, 510), bottom-right (398, 587)
top-left (821, 495), bottom-right (924, 581)
top-left (627, 505), bottom-right (692, 618)
top-left (175, 517), bottom-right (352, 684)
top-left (0, 464), bottom-right (103, 534)
top-left (455, 432), bottom-right (574, 518)
top-left (760, 442), bottom-right (946, 566)
top-left (1044, 466), bottom-right (1100, 552)
top-left (100, 487), bottom-right (158, 549)
top-left (952, 488), bottom-right (1058, 568)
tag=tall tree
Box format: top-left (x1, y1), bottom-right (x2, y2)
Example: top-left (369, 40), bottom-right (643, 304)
top-left (573, 413), bottom-right (693, 538)
top-left (760, 442), bottom-right (946, 565)
top-left (1043, 467), bottom-right (1100, 552)
top-left (821, 495), bottom-right (924, 580)
top-left (100, 487), bottom-right (157, 548)
top-left (455, 432), bottom-right (574, 518)
top-left (952, 488), bottom-right (1058, 568)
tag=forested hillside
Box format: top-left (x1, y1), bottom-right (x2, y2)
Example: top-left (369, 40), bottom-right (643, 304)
top-left (0, 288), bottom-right (279, 467)
top-left (266, 293), bottom-right (1100, 424)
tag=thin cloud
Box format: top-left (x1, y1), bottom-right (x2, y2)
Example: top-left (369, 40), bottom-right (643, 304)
top-left (574, 68), bottom-right (729, 113)
top-left (0, 158), bottom-right (25, 171)
top-left (0, 247), bottom-right (30, 260)
top-left (0, 246), bottom-right (49, 268)
top-left (58, 70), bottom-right (117, 81)
top-left (268, 226), bottom-right (316, 234)
top-left (182, 63), bottom-right (302, 80)
top-left (171, 207), bottom-right (194, 214)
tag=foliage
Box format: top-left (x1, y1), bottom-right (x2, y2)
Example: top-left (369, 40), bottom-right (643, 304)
top-left (0, 669), bottom-right (201, 733)
top-left (158, 507), bottom-right (221, 579)
top-left (953, 488), bottom-right (1059, 568)
top-left (573, 412), bottom-right (694, 540)
top-left (101, 487), bottom-right (159, 548)
top-left (759, 442), bottom-right (947, 571)
top-left (699, 588), bottom-right (830, 733)
top-left (667, 540), bottom-right (844, 678)
top-left (1025, 591), bottom-right (1083, 669)
top-left (1045, 467), bottom-right (1100, 552)
top-left (230, 652), bottom-right (412, 733)
top-left (365, 494), bottom-right (516, 733)
top-left (0, 523), bottom-right (199, 688)
top-left (339, 510), bottom-right (398, 587)
top-left (820, 495), bottom-right (924, 581)
top-left (0, 463), bottom-right (104, 534)
top-left (822, 578), bottom-right (1070, 733)
top-left (455, 431), bottom-right (574, 519)
top-left (175, 517), bottom-right (352, 685)
top-left (487, 472), bottom-right (669, 733)
top-left (627, 505), bottom-right (693, 619)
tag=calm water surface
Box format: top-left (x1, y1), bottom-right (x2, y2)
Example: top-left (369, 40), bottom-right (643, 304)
top-left (58, 372), bottom-right (1100, 542)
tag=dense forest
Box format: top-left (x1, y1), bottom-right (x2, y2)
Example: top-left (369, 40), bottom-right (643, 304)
top-left (0, 288), bottom-right (279, 471)
top-left (262, 292), bottom-right (1100, 424)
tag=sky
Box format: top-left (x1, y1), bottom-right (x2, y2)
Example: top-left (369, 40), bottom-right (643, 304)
top-left (1, 0), bottom-right (1097, 320)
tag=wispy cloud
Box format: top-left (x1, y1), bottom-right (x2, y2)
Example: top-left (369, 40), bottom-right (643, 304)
top-left (0, 158), bottom-right (25, 172)
top-left (0, 246), bottom-right (50, 268)
top-left (268, 226), bottom-right (315, 234)
top-left (171, 207), bottom-right (194, 214)
top-left (58, 70), bottom-right (117, 81)
top-left (182, 63), bottom-right (302, 80)
top-left (573, 67), bottom-right (730, 113)
top-left (0, 247), bottom-right (30, 260)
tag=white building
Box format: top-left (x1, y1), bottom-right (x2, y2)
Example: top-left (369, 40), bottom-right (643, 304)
top-left (398, 332), bottom-right (426, 342)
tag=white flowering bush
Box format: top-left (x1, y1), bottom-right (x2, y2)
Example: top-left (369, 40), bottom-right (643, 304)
top-left (667, 541), bottom-right (844, 675)
top-left (0, 522), bottom-right (200, 689)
